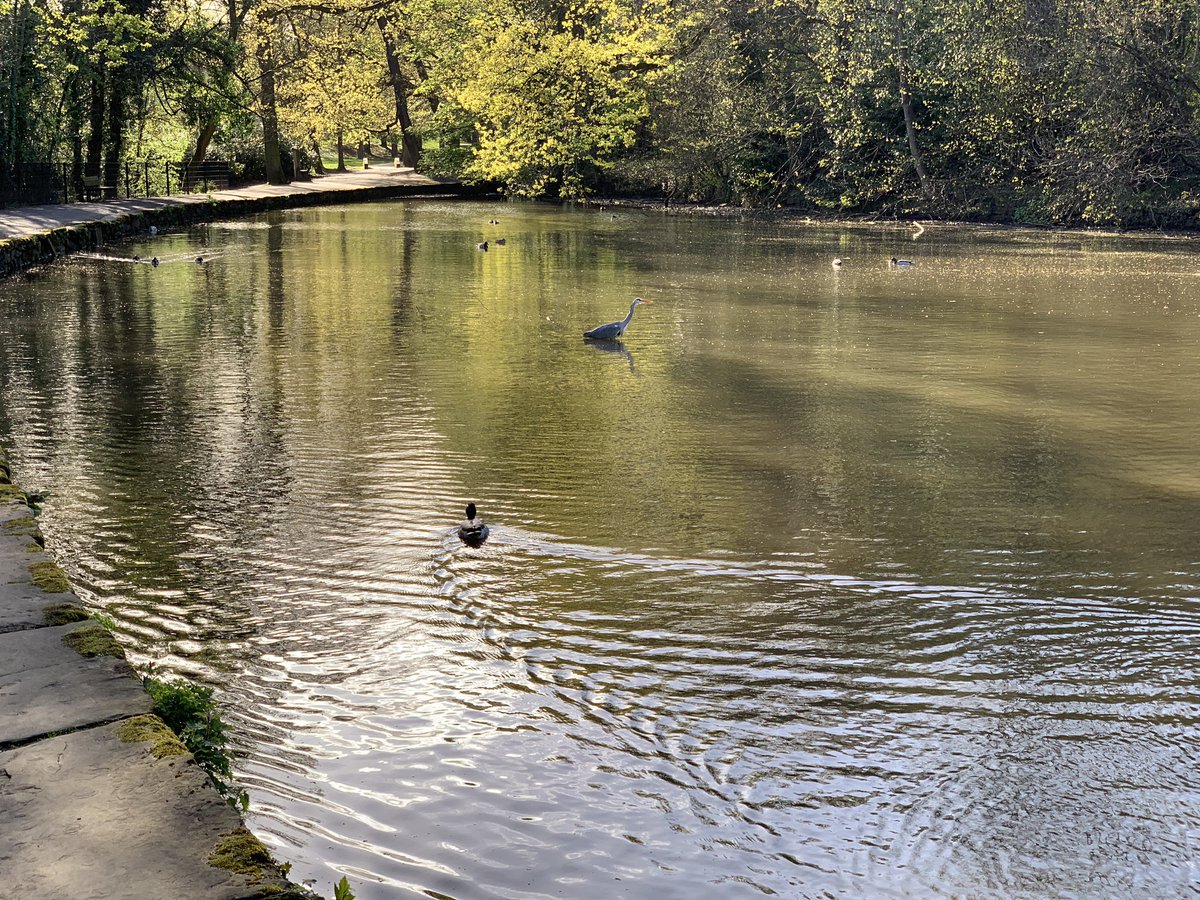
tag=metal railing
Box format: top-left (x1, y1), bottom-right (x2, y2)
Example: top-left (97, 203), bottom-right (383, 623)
top-left (0, 159), bottom-right (236, 209)
top-left (167, 160), bottom-right (231, 194)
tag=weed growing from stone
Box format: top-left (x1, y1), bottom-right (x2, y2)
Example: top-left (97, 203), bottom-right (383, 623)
top-left (143, 676), bottom-right (246, 805)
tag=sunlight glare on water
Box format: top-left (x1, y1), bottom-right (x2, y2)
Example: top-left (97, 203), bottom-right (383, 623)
top-left (2, 202), bottom-right (1200, 898)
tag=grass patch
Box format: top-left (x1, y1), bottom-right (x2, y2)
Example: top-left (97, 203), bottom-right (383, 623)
top-left (116, 714), bottom-right (190, 759)
top-left (62, 623), bottom-right (125, 659)
top-left (29, 560), bottom-right (70, 593)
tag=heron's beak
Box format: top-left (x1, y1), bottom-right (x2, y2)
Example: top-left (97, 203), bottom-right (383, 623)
top-left (641, 299), bottom-right (653, 304)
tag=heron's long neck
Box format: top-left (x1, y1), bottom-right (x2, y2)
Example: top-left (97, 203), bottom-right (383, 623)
top-left (622, 302), bottom-right (639, 327)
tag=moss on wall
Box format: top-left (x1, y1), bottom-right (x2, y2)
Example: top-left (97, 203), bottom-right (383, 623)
top-left (62, 623), bottom-right (125, 659)
top-left (116, 714), bottom-right (191, 759)
top-left (43, 602), bottom-right (90, 625)
top-left (29, 560), bottom-right (70, 593)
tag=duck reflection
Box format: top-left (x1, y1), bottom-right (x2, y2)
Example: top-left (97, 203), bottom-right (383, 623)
top-left (584, 337), bottom-right (636, 373)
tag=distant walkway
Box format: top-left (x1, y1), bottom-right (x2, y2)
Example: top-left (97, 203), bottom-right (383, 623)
top-left (0, 168), bottom-right (450, 239)
top-left (0, 167), bottom-right (482, 278)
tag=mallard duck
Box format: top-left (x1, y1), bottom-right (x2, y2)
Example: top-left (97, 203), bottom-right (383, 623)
top-left (584, 298), bottom-right (652, 341)
top-left (890, 257), bottom-right (913, 267)
top-left (457, 503), bottom-right (490, 547)
top-left (477, 241), bottom-right (488, 251)
top-left (151, 257), bottom-right (159, 267)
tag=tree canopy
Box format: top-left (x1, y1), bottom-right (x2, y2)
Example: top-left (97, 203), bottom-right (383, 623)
top-left (2, 0), bottom-right (1199, 224)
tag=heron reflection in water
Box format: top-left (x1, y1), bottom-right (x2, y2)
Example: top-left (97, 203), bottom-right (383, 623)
top-left (584, 338), bottom-right (636, 373)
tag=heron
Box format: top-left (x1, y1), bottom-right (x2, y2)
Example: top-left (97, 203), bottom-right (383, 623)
top-left (457, 503), bottom-right (490, 548)
top-left (584, 298), bottom-right (652, 341)
top-left (890, 257), bottom-right (913, 267)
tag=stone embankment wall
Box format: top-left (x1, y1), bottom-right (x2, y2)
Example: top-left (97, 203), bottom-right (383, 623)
top-left (0, 447), bottom-right (313, 899)
top-left (0, 178), bottom-right (488, 279)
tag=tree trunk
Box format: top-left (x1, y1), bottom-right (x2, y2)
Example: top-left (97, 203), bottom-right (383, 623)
top-left (103, 70), bottom-right (125, 197)
top-left (893, 0), bottom-right (931, 199)
top-left (413, 59), bottom-right (439, 114)
top-left (256, 35), bottom-right (286, 185)
top-left (310, 136), bottom-right (326, 174)
top-left (336, 129), bottom-right (346, 171)
top-left (67, 75), bottom-right (84, 195)
top-left (378, 16), bottom-right (422, 167)
top-left (85, 73), bottom-right (104, 178)
top-left (190, 121), bottom-right (218, 169)
top-left (898, 70), bottom-right (931, 198)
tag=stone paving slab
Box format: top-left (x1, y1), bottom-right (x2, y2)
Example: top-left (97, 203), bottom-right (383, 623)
top-left (0, 719), bottom-right (290, 899)
top-left (0, 505), bottom-right (82, 634)
top-left (0, 623), bottom-right (150, 746)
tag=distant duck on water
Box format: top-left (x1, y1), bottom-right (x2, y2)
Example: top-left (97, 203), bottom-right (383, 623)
top-left (458, 503), bottom-right (490, 547)
top-left (890, 257), bottom-right (914, 267)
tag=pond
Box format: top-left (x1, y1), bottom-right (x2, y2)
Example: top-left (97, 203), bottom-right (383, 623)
top-left (2, 201), bottom-right (1199, 898)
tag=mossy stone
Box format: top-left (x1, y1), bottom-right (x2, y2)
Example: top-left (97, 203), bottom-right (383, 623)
top-left (62, 623), bottom-right (125, 659)
top-left (0, 483), bottom-right (26, 503)
top-left (43, 602), bottom-right (90, 626)
top-left (208, 827), bottom-right (276, 881)
top-left (3, 515), bottom-right (42, 539)
top-left (29, 560), bottom-right (70, 593)
top-left (116, 714), bottom-right (190, 759)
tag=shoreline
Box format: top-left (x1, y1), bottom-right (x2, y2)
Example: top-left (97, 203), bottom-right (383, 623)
top-left (0, 447), bottom-right (315, 898)
top-left (580, 196), bottom-right (1200, 241)
top-left (0, 169), bottom-right (495, 281)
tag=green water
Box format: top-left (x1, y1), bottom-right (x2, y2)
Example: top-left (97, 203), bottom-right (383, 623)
top-left (1, 202), bottom-right (1199, 898)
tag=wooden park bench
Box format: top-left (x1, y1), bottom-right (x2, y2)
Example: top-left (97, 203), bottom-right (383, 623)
top-left (81, 174), bottom-right (102, 201)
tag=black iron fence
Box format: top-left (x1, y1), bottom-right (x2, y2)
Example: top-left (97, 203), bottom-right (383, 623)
top-left (167, 160), bottom-right (231, 194)
top-left (0, 159), bottom-right (236, 209)
top-left (0, 162), bottom-right (67, 207)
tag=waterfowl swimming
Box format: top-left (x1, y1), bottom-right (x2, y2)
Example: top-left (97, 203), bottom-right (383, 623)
top-left (832, 257), bottom-right (843, 268)
top-left (494, 238), bottom-right (506, 246)
top-left (890, 257), bottom-right (913, 267)
top-left (133, 255), bottom-right (141, 261)
top-left (149, 225), bottom-right (158, 236)
top-left (584, 298), bottom-right (652, 341)
top-left (457, 503), bottom-right (490, 547)
top-left (151, 257), bottom-right (159, 267)
top-left (195, 256), bottom-right (204, 264)
top-left (488, 219), bottom-right (499, 225)
top-left (477, 241), bottom-right (488, 251)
